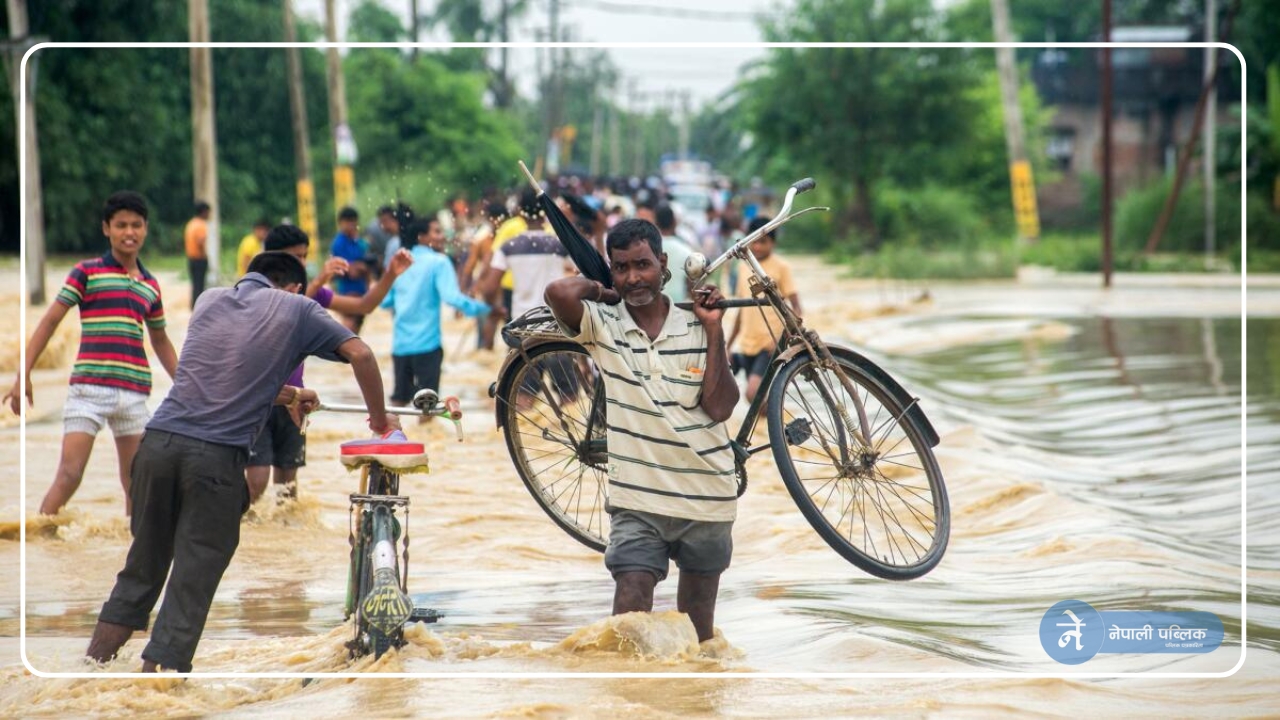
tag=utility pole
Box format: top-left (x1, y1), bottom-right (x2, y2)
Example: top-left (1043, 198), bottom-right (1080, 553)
top-left (190, 0), bottom-right (220, 284)
top-left (1271, 64), bottom-right (1280, 211)
top-left (630, 81), bottom-right (644, 177)
top-left (1203, 0), bottom-right (1217, 263)
top-left (589, 97), bottom-right (603, 177)
top-left (1101, 0), bottom-right (1114, 288)
top-left (5, 0), bottom-right (45, 304)
top-left (608, 95), bottom-right (621, 178)
top-left (283, 0), bottom-right (318, 261)
top-left (534, 28), bottom-right (545, 140)
top-left (497, 0), bottom-right (511, 108)
top-left (1144, 0), bottom-right (1239, 254)
top-left (410, 0), bottom-right (420, 59)
top-left (547, 0), bottom-right (562, 175)
top-left (325, 0), bottom-right (356, 219)
top-left (678, 90), bottom-right (691, 160)
top-left (990, 0), bottom-right (1040, 245)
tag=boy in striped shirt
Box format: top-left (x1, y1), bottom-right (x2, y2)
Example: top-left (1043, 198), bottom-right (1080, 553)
top-left (5, 191), bottom-right (178, 515)
top-left (544, 219), bottom-right (738, 644)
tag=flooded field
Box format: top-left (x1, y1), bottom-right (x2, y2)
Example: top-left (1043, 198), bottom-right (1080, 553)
top-left (2, 259), bottom-right (1277, 716)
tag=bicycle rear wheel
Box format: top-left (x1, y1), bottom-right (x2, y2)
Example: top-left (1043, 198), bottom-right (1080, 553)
top-left (767, 351), bottom-right (949, 579)
top-left (499, 342), bottom-right (610, 552)
top-left (352, 466), bottom-right (407, 659)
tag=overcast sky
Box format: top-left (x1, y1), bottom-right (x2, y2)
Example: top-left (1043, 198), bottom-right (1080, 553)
top-left (293, 0), bottom-right (777, 108)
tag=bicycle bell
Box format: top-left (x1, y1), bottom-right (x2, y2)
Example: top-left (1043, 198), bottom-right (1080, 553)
top-left (411, 388), bottom-right (439, 411)
top-left (684, 252), bottom-right (708, 282)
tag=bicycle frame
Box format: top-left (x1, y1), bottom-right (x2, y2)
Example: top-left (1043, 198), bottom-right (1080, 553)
top-left (686, 181), bottom-right (880, 455)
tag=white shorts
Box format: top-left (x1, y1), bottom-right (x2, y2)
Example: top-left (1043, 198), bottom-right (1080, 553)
top-left (63, 383), bottom-right (151, 437)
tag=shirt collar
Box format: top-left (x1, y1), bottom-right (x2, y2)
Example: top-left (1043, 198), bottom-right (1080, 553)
top-left (617, 298), bottom-right (690, 343)
top-left (234, 272), bottom-right (274, 289)
top-left (100, 251), bottom-right (154, 280)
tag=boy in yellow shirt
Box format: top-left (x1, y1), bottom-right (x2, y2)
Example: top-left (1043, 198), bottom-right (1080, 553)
top-left (728, 216), bottom-right (802, 403)
top-left (235, 218), bottom-right (271, 276)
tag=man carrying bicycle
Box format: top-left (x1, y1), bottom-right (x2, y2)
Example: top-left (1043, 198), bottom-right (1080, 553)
top-left (544, 219), bottom-right (739, 644)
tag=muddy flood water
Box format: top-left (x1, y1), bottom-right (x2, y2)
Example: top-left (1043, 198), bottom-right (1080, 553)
top-left (2, 258), bottom-right (1277, 717)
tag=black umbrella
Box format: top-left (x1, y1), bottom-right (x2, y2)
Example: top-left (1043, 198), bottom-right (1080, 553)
top-left (519, 161), bottom-right (613, 288)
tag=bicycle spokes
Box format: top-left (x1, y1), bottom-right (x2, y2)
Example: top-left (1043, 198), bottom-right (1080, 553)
top-left (774, 357), bottom-right (944, 574)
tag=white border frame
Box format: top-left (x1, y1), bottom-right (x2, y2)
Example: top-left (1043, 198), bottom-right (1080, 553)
top-left (17, 40), bottom-right (1249, 680)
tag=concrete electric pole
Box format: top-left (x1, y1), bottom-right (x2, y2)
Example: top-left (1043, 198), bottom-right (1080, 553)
top-left (989, 0), bottom-right (1040, 245)
top-left (325, 0), bottom-right (357, 217)
top-left (189, 0), bottom-right (221, 284)
top-left (283, 0), bottom-right (319, 260)
top-left (5, 0), bottom-right (46, 304)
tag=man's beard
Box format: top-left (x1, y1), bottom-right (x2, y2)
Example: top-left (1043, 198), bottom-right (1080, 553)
top-left (622, 285), bottom-right (658, 307)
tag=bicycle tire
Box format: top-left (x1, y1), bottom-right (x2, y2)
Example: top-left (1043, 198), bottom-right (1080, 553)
top-left (767, 351), bottom-right (949, 579)
top-left (352, 465), bottom-right (406, 659)
top-left (498, 341), bottom-right (610, 552)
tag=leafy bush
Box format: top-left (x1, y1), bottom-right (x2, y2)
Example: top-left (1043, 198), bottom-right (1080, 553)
top-left (1018, 233), bottom-right (1103, 272)
top-left (872, 184), bottom-right (994, 249)
top-left (836, 242), bottom-right (1017, 280)
top-left (1114, 178), bottom-right (1254, 254)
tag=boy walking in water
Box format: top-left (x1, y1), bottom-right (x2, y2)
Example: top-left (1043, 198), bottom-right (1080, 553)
top-left (5, 191), bottom-right (179, 516)
top-left (246, 224), bottom-right (411, 503)
top-left (728, 216), bottom-right (801, 403)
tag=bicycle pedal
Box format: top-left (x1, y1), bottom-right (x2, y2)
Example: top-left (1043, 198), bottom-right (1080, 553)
top-left (409, 607), bottom-right (443, 624)
top-left (785, 417), bottom-right (813, 446)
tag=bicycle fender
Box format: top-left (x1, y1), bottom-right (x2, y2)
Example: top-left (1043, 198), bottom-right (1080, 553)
top-left (825, 345), bottom-right (941, 449)
top-left (490, 338), bottom-right (566, 429)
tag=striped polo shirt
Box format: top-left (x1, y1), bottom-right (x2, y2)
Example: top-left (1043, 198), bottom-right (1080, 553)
top-left (560, 299), bottom-right (737, 522)
top-left (55, 252), bottom-right (166, 395)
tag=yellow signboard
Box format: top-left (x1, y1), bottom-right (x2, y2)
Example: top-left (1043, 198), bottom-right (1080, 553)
top-left (334, 165), bottom-right (355, 214)
top-left (1010, 160), bottom-right (1041, 241)
top-left (297, 178), bottom-right (319, 257)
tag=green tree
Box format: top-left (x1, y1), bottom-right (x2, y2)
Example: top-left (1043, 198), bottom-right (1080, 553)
top-left (344, 50), bottom-right (524, 193)
top-left (423, 0), bottom-right (530, 108)
top-left (743, 0), bottom-right (990, 247)
top-left (349, 0), bottom-right (408, 42)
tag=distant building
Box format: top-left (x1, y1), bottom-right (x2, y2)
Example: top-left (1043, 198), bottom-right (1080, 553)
top-left (1030, 27), bottom-right (1239, 224)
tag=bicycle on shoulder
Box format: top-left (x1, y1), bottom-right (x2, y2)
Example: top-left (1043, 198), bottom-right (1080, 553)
top-left (491, 178), bottom-right (949, 580)
top-left (318, 388), bottom-right (465, 658)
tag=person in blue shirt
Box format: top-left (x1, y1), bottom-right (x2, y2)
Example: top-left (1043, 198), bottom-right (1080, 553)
top-left (381, 218), bottom-right (490, 404)
top-left (330, 206), bottom-right (370, 332)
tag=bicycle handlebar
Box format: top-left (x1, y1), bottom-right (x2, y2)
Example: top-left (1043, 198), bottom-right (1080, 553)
top-left (442, 396), bottom-right (461, 420)
top-left (315, 396), bottom-right (462, 419)
top-left (701, 178), bottom-right (820, 279)
top-left (791, 177), bottom-right (816, 194)
top-left (673, 297), bottom-right (770, 311)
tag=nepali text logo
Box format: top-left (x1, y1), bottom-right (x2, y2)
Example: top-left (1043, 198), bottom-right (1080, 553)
top-left (1039, 599), bottom-right (1224, 664)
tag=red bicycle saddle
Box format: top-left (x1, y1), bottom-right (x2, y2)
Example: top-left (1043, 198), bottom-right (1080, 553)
top-left (340, 437), bottom-right (426, 456)
top-left (340, 431), bottom-right (430, 473)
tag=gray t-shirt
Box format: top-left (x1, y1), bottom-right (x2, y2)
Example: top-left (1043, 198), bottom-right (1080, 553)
top-left (148, 273), bottom-right (356, 449)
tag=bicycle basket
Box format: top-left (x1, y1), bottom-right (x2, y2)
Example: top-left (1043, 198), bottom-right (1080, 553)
top-left (501, 305), bottom-right (569, 349)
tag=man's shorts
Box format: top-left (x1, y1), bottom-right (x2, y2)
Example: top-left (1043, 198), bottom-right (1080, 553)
top-left (63, 383), bottom-right (150, 436)
top-left (248, 405), bottom-right (306, 469)
top-left (604, 507), bottom-right (734, 582)
top-left (734, 351), bottom-right (772, 379)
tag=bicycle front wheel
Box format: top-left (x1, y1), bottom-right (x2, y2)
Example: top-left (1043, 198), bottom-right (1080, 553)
top-left (499, 342), bottom-right (610, 552)
top-left (767, 351), bottom-right (949, 579)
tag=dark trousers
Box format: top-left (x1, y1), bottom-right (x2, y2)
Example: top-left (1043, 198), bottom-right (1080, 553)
top-left (391, 348), bottom-right (443, 404)
top-left (188, 257), bottom-right (208, 308)
top-left (98, 430), bottom-right (248, 672)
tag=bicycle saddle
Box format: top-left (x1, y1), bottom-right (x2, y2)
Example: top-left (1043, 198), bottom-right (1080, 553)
top-left (340, 432), bottom-right (430, 474)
